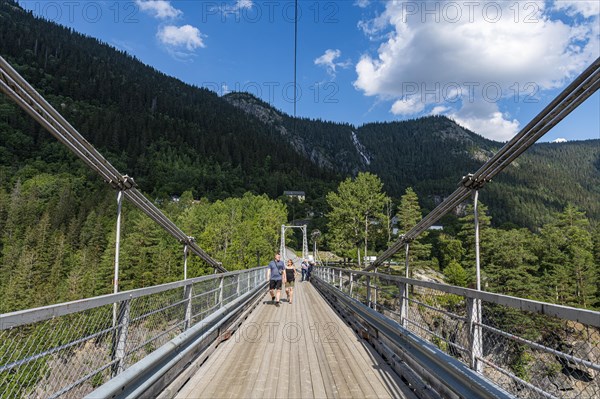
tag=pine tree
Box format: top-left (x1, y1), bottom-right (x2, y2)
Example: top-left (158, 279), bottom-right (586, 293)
top-left (396, 187), bottom-right (433, 272)
top-left (484, 228), bottom-right (538, 298)
top-left (444, 260), bottom-right (468, 287)
top-left (539, 205), bottom-right (596, 307)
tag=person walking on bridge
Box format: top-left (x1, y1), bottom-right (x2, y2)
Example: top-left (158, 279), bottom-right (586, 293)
top-left (307, 260), bottom-right (314, 282)
top-left (267, 253), bottom-right (284, 307)
top-left (284, 259), bottom-right (299, 304)
top-left (301, 258), bottom-right (309, 281)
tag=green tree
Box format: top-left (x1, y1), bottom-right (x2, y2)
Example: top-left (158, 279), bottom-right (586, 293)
top-left (538, 205), bottom-right (596, 307)
top-left (444, 260), bottom-right (468, 287)
top-left (484, 228), bottom-right (538, 298)
top-left (437, 233), bottom-right (465, 270)
top-left (396, 187), bottom-right (434, 272)
top-left (326, 173), bottom-right (389, 265)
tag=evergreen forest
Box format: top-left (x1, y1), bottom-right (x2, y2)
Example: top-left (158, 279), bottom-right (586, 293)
top-left (0, 0), bottom-right (598, 313)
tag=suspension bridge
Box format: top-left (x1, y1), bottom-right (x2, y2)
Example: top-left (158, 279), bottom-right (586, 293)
top-left (0, 54), bottom-right (599, 399)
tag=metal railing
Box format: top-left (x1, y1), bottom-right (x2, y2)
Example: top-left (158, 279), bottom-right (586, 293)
top-left (0, 267), bottom-right (266, 399)
top-left (314, 266), bottom-right (600, 399)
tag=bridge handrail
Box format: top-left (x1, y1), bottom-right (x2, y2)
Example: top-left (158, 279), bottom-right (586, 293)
top-left (0, 267), bottom-right (266, 398)
top-left (84, 280), bottom-right (267, 399)
top-left (319, 266), bottom-right (600, 327)
top-left (0, 267), bottom-right (266, 330)
top-left (312, 273), bottom-right (516, 399)
top-left (316, 266), bottom-right (600, 399)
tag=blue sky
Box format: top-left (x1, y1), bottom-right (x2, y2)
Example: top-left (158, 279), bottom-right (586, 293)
top-left (18, 0), bottom-right (600, 143)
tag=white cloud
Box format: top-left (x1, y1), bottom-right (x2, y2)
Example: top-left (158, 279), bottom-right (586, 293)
top-left (430, 105), bottom-right (450, 115)
top-left (391, 96), bottom-right (425, 115)
top-left (450, 103), bottom-right (520, 142)
top-left (157, 25), bottom-right (206, 51)
top-left (553, 0), bottom-right (600, 18)
top-left (136, 0), bottom-right (182, 19)
top-left (315, 49), bottom-right (352, 78)
top-left (354, 0), bottom-right (371, 8)
top-left (353, 0), bottom-right (599, 140)
top-left (217, 0), bottom-right (254, 16)
top-left (552, 138), bottom-right (568, 143)
top-left (235, 0), bottom-right (254, 9)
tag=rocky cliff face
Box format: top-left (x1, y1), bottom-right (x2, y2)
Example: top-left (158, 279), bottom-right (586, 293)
top-left (223, 92), bottom-right (375, 175)
top-left (223, 92), bottom-right (339, 171)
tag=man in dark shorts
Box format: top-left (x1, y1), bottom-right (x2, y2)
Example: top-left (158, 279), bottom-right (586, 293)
top-left (267, 253), bottom-right (284, 307)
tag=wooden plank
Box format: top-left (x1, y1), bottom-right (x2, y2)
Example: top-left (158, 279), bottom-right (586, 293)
top-left (247, 294), bottom-right (282, 398)
top-left (176, 291), bottom-right (269, 398)
top-left (257, 293), bottom-right (285, 399)
top-left (232, 296), bottom-right (274, 398)
top-left (212, 317), bottom-right (259, 398)
top-left (304, 285), bottom-right (339, 398)
top-left (296, 291), bottom-right (316, 398)
top-left (175, 326), bottom-right (238, 397)
top-left (175, 282), bottom-right (412, 399)
top-left (287, 286), bottom-right (302, 399)
top-left (314, 285), bottom-right (412, 399)
top-left (298, 283), bottom-right (328, 398)
top-left (275, 298), bottom-right (291, 399)
top-left (309, 287), bottom-right (364, 398)
top-left (320, 299), bottom-right (392, 398)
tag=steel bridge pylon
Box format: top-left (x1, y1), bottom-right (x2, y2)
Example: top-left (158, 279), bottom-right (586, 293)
top-left (280, 224), bottom-right (309, 265)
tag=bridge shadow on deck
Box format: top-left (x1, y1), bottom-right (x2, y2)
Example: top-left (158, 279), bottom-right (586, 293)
top-left (174, 282), bottom-right (415, 399)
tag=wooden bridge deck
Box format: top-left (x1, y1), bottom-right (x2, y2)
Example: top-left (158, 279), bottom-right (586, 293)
top-left (175, 282), bottom-right (415, 398)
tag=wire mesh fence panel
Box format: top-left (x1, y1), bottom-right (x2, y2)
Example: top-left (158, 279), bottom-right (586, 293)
top-left (123, 287), bottom-right (188, 370)
top-left (405, 284), bottom-right (470, 362)
top-left (0, 268), bottom-right (266, 399)
top-left (480, 303), bottom-right (600, 399)
top-left (0, 304), bottom-right (115, 399)
top-left (316, 267), bottom-right (600, 399)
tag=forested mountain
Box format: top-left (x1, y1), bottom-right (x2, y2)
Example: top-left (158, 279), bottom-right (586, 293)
top-left (1, 0), bottom-right (599, 229)
top-left (227, 93), bottom-right (600, 228)
top-left (0, 0), bottom-right (338, 203)
top-left (0, 0), bottom-right (598, 313)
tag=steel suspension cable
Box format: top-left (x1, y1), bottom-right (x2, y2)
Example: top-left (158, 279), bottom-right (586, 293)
top-left (367, 56), bottom-right (600, 271)
top-left (294, 0), bottom-right (298, 120)
top-left (0, 55), bottom-right (225, 272)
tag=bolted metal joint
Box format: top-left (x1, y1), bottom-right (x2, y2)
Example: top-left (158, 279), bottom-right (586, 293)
top-left (109, 175), bottom-right (137, 191)
top-left (461, 173), bottom-right (488, 190)
top-left (181, 236), bottom-right (195, 245)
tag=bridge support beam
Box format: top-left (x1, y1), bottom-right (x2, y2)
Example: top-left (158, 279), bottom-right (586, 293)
top-left (401, 242), bottom-right (411, 328)
top-left (113, 190), bottom-right (124, 329)
top-left (218, 276), bottom-right (224, 308)
top-left (366, 276), bottom-right (372, 308)
top-left (111, 299), bottom-right (131, 377)
top-left (183, 245), bottom-right (193, 330)
top-left (471, 190), bottom-right (483, 373)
